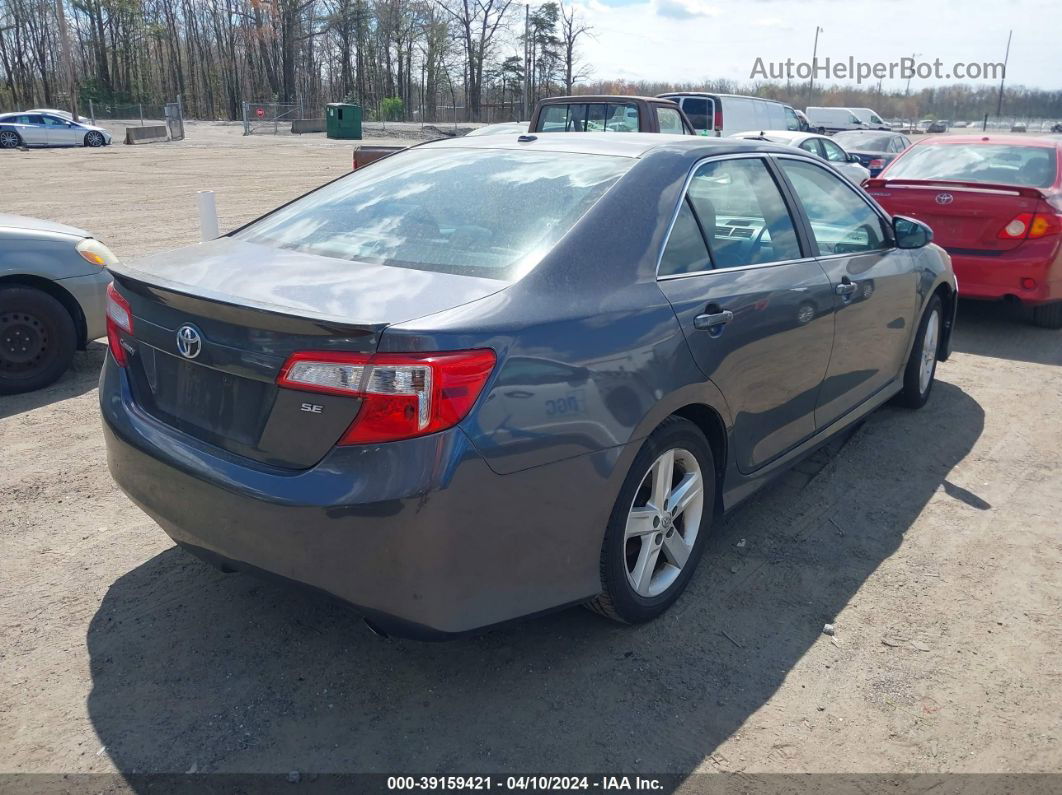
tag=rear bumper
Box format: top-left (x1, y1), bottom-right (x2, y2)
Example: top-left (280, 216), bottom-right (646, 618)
top-left (948, 243), bottom-right (1062, 305)
top-left (99, 357), bottom-right (618, 637)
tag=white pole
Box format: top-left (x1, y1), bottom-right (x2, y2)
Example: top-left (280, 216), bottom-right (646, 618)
top-left (197, 191), bottom-right (219, 242)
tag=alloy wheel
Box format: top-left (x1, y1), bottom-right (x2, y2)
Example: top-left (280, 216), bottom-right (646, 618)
top-left (919, 309), bottom-right (940, 394)
top-left (0, 131), bottom-right (20, 148)
top-left (624, 447), bottom-right (705, 598)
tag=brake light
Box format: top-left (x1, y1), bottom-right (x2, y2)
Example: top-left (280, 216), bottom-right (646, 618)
top-left (998, 212), bottom-right (1062, 240)
top-left (865, 178), bottom-right (887, 189)
top-left (868, 159), bottom-right (885, 171)
top-left (713, 106), bottom-right (723, 134)
top-left (105, 283), bottom-right (132, 367)
top-left (277, 349), bottom-right (497, 444)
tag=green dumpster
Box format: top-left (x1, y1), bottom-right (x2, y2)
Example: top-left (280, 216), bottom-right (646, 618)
top-left (326, 103), bottom-right (363, 140)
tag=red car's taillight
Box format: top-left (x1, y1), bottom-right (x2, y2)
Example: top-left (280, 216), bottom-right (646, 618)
top-left (997, 212), bottom-right (1062, 240)
top-left (276, 349), bottom-right (497, 444)
top-left (105, 283), bottom-right (133, 367)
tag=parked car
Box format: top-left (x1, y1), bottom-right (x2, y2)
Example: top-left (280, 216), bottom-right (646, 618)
top-left (531, 95), bottom-right (695, 134)
top-left (1011, 123), bottom-right (1028, 133)
top-left (100, 133), bottom-right (956, 638)
top-left (833, 130), bottom-right (913, 176)
top-left (0, 214), bottom-right (115, 393)
top-left (952, 121), bottom-right (970, 129)
top-left (804, 107), bottom-right (868, 134)
top-left (927, 120), bottom-right (949, 134)
top-left (914, 119), bottom-right (934, 134)
top-left (658, 92), bottom-right (802, 137)
top-left (1051, 123), bottom-right (1062, 134)
top-left (465, 121), bottom-right (529, 137)
top-left (867, 134), bottom-right (1062, 327)
top-left (730, 130), bottom-right (871, 184)
top-left (0, 111), bottom-right (112, 148)
top-left (849, 108), bottom-right (891, 130)
top-left (24, 108), bottom-right (74, 121)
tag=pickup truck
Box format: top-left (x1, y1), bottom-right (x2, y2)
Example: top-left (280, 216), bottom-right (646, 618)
top-left (351, 96), bottom-right (695, 169)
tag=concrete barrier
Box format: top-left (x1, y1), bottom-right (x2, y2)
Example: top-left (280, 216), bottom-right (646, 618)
top-left (124, 125), bottom-right (169, 145)
top-left (291, 118), bottom-right (326, 134)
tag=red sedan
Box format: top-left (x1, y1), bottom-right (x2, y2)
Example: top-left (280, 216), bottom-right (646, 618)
top-left (865, 135), bottom-right (1062, 328)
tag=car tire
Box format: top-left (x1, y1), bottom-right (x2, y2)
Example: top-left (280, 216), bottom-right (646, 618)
top-left (85, 131), bottom-right (106, 148)
top-left (0, 287), bottom-right (77, 395)
top-left (587, 416), bottom-right (716, 624)
top-left (0, 130), bottom-right (22, 149)
top-left (1030, 301), bottom-right (1062, 329)
top-left (893, 294), bottom-right (943, 409)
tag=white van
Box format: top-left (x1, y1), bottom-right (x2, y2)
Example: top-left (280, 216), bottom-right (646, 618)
top-left (849, 107), bottom-right (890, 130)
top-left (805, 107), bottom-right (867, 134)
top-left (658, 93), bottom-right (803, 137)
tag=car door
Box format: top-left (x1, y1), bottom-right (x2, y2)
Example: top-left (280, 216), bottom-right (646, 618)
top-left (776, 156), bottom-right (917, 428)
top-left (40, 114), bottom-right (78, 145)
top-left (15, 114), bottom-right (47, 145)
top-left (655, 155), bottom-right (835, 473)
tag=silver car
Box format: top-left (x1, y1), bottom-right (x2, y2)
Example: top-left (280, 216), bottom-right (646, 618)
top-left (0, 112), bottom-right (112, 149)
top-left (0, 214), bottom-right (115, 393)
top-left (730, 130), bottom-right (872, 184)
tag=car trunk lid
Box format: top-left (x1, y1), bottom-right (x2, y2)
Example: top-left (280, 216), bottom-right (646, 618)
top-left (110, 238), bottom-right (505, 468)
top-left (866, 179), bottom-right (1045, 253)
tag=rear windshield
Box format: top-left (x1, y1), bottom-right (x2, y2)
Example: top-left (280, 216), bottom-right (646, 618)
top-left (886, 143), bottom-right (1057, 188)
top-left (537, 103), bottom-right (640, 133)
top-left (235, 148), bottom-right (631, 280)
top-left (835, 131), bottom-right (894, 150)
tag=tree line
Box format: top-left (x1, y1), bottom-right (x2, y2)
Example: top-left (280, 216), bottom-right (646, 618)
top-left (0, 0), bottom-right (590, 122)
top-left (2, 0), bottom-right (1060, 124)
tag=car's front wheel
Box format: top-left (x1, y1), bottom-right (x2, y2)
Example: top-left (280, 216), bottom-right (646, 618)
top-left (893, 294), bottom-right (943, 409)
top-left (0, 130), bottom-right (22, 149)
top-left (0, 287), bottom-right (77, 394)
top-left (84, 131), bottom-right (106, 147)
top-left (587, 417), bottom-right (715, 624)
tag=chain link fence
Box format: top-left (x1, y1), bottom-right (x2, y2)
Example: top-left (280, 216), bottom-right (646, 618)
top-left (85, 98), bottom-right (185, 140)
top-left (242, 102), bottom-right (305, 135)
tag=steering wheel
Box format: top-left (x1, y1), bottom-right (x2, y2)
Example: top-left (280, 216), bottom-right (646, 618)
top-left (748, 224), bottom-right (770, 262)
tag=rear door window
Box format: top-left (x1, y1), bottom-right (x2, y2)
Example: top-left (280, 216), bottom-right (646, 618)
top-left (685, 157), bottom-right (803, 268)
top-left (820, 139), bottom-right (848, 163)
top-left (659, 200), bottom-right (712, 276)
top-left (681, 98), bottom-right (711, 132)
top-left (799, 138), bottom-right (824, 158)
top-left (656, 106), bottom-right (685, 134)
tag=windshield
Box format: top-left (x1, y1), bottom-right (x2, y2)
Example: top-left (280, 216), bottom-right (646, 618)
top-left (835, 132), bottom-right (894, 150)
top-left (235, 148), bottom-right (632, 280)
top-left (886, 144), bottom-right (1057, 188)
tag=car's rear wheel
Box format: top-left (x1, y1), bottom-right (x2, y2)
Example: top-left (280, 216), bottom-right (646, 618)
top-left (893, 294), bottom-right (942, 409)
top-left (84, 131), bottom-right (106, 148)
top-left (0, 287), bottom-right (77, 395)
top-left (0, 130), bottom-right (22, 149)
top-left (1030, 301), bottom-right (1062, 329)
top-left (587, 417), bottom-right (715, 624)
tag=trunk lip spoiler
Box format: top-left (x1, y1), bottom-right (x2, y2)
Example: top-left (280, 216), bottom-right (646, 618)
top-left (107, 263), bottom-right (388, 334)
top-left (868, 178), bottom-right (1047, 199)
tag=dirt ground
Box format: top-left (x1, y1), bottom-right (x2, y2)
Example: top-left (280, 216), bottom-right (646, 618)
top-left (1, 125), bottom-right (1061, 781)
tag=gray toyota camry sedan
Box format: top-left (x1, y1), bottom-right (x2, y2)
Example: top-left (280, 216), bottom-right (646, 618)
top-left (100, 133), bottom-right (956, 638)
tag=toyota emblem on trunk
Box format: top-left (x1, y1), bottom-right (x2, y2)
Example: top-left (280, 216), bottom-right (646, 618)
top-left (935, 192), bottom-right (954, 205)
top-left (176, 324), bottom-right (203, 359)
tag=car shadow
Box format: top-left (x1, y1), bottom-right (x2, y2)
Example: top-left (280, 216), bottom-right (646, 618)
top-left (0, 341), bottom-right (106, 420)
top-left (85, 381), bottom-right (983, 779)
top-left (950, 300), bottom-right (1062, 366)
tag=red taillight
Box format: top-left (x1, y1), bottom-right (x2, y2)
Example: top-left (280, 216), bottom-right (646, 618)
top-left (869, 159), bottom-right (885, 171)
top-left (105, 283), bottom-right (133, 367)
top-left (864, 178), bottom-right (887, 189)
top-left (277, 349), bottom-right (497, 444)
top-left (713, 106), bottom-right (723, 134)
top-left (997, 212), bottom-right (1062, 240)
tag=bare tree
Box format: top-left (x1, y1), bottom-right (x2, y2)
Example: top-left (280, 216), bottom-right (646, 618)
top-left (558, 0), bottom-right (589, 94)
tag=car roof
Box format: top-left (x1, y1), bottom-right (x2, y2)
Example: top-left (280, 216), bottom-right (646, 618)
top-left (659, 92), bottom-right (789, 106)
top-left (730, 130), bottom-right (817, 144)
top-left (418, 131), bottom-right (806, 160)
top-left (915, 134), bottom-right (1062, 149)
top-left (536, 95), bottom-right (674, 104)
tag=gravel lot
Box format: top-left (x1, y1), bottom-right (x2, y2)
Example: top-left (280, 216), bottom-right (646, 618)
top-left (1, 125), bottom-right (1061, 781)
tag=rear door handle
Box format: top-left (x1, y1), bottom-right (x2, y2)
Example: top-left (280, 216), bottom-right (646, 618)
top-left (694, 310), bottom-right (734, 330)
top-left (836, 281), bottom-right (858, 296)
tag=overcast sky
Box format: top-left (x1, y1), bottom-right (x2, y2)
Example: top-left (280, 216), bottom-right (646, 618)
top-left (553, 0), bottom-right (1061, 91)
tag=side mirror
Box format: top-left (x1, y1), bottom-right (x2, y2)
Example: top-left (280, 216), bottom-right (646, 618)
top-left (847, 153), bottom-right (861, 163)
top-left (893, 216), bottom-right (932, 249)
